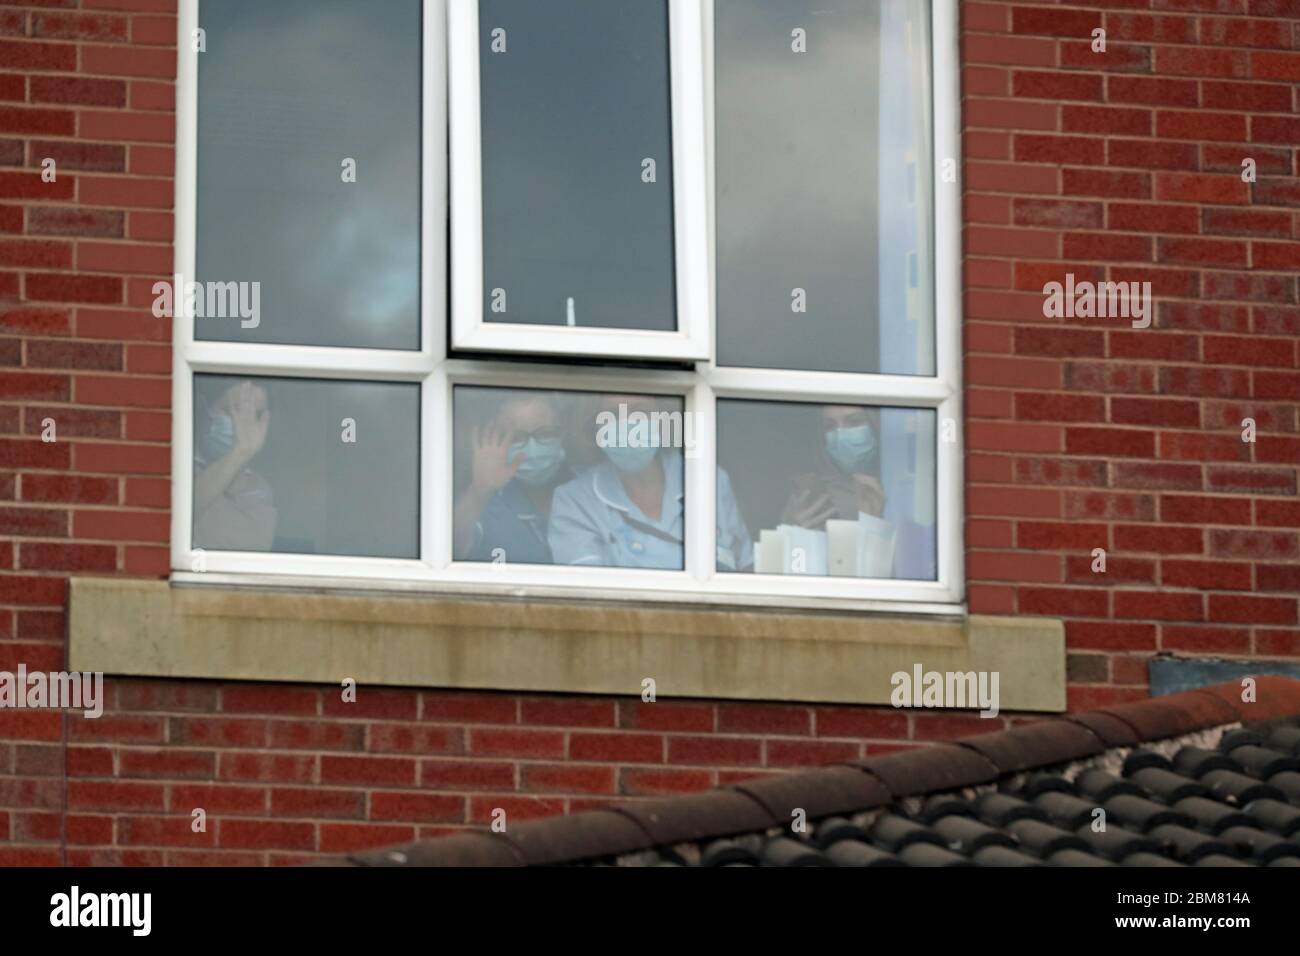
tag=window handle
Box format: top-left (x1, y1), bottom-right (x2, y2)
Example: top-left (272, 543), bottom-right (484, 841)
top-left (566, 296), bottom-right (576, 327)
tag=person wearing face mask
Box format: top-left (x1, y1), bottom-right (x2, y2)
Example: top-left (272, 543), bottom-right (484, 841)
top-left (779, 404), bottom-right (934, 579)
top-left (453, 393), bottom-right (572, 564)
top-left (193, 379), bottom-right (277, 551)
top-left (548, 394), bottom-right (752, 571)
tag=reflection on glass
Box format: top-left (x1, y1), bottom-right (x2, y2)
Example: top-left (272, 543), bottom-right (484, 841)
top-left (717, 399), bottom-right (936, 580)
top-left (193, 375), bottom-right (419, 557)
top-left (196, 0), bottom-right (421, 349)
top-left (453, 387), bottom-right (752, 571)
top-left (715, 0), bottom-right (934, 375)
top-left (479, 0), bottom-right (677, 331)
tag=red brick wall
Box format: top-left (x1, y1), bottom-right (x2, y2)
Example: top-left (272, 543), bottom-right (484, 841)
top-left (960, 0), bottom-right (1300, 712)
top-left (0, 0), bottom-right (1297, 864)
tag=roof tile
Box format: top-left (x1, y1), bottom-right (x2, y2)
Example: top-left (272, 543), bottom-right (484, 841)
top-left (731, 765), bottom-right (888, 822)
top-left (852, 743), bottom-right (998, 797)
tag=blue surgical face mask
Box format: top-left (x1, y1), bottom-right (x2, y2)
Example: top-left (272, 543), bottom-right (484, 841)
top-left (208, 412), bottom-right (235, 458)
top-left (824, 423), bottom-right (876, 474)
top-left (602, 444), bottom-right (659, 474)
top-left (508, 437), bottom-right (566, 487)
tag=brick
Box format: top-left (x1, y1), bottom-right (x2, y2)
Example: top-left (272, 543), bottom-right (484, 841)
top-left (717, 703), bottom-right (810, 736)
top-left (1207, 466), bottom-right (1295, 495)
top-left (1160, 494), bottom-right (1252, 525)
top-left (119, 815), bottom-right (216, 848)
top-left (0, 39), bottom-right (75, 72)
top-left (1065, 554), bottom-right (1154, 585)
top-left (1156, 111), bottom-right (1245, 142)
top-left (1156, 173), bottom-right (1249, 205)
top-left (1112, 462), bottom-right (1203, 491)
top-left (220, 819), bottom-right (315, 852)
top-left (619, 768), bottom-right (712, 796)
top-left (1258, 565), bottom-right (1300, 593)
top-left (218, 752), bottom-right (316, 784)
top-left (270, 787), bottom-right (365, 820)
top-left (420, 691), bottom-right (516, 724)
top-left (667, 736), bottom-right (763, 766)
top-left (1208, 595), bottom-right (1297, 625)
top-left (521, 764), bottom-right (616, 795)
top-left (29, 75), bottom-right (125, 107)
top-left (1163, 560), bottom-right (1252, 590)
top-left (1256, 500), bottom-right (1300, 528)
top-left (1065, 426), bottom-right (1154, 458)
top-left (1012, 70), bottom-right (1103, 102)
top-left (32, 12), bottom-right (128, 41)
top-left (1064, 169), bottom-right (1150, 200)
top-left (1162, 625), bottom-right (1251, 654)
top-left (1062, 106), bottom-right (1151, 137)
top-left (1202, 271), bottom-right (1295, 303)
top-left (1159, 366), bottom-right (1250, 398)
top-left (1017, 521), bottom-right (1109, 551)
top-left (468, 728), bottom-right (564, 759)
top-left (519, 698), bottom-right (615, 728)
top-left (962, 35), bottom-right (1056, 69)
top-left (419, 759), bottom-right (515, 791)
top-left (319, 755), bottom-right (415, 787)
top-left (1062, 491), bottom-right (1156, 521)
top-left (168, 784), bottom-right (266, 816)
top-left (368, 791), bottom-right (464, 823)
top-left (366, 724), bottom-right (462, 755)
top-left (1066, 621), bottom-right (1158, 651)
top-left (1107, 76), bottom-right (1198, 108)
top-left (1020, 587), bottom-right (1108, 617)
top-left (1202, 208), bottom-right (1293, 239)
top-left (1113, 591), bottom-right (1204, 622)
top-left (1210, 529), bottom-right (1298, 560)
top-left (1156, 46), bottom-right (1247, 78)
top-left (119, 749), bottom-right (215, 779)
top-left (568, 732), bottom-right (663, 764)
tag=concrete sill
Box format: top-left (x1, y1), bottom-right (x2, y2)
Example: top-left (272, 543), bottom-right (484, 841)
top-left (68, 576), bottom-right (1066, 711)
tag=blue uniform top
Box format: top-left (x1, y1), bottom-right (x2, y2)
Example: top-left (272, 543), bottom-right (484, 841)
top-left (548, 449), bottom-right (753, 571)
top-left (463, 469), bottom-right (573, 565)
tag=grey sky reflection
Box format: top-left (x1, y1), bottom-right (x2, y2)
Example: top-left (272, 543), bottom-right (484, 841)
top-left (480, 0), bottom-right (676, 331)
top-left (196, 0), bottom-right (421, 349)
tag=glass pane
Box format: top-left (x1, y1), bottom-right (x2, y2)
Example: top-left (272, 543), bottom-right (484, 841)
top-left (717, 399), bottom-right (936, 580)
top-left (192, 375), bottom-right (419, 558)
top-left (453, 387), bottom-right (746, 571)
top-left (195, 0), bottom-right (421, 349)
top-left (479, 0), bottom-right (677, 331)
top-left (715, 0), bottom-right (935, 375)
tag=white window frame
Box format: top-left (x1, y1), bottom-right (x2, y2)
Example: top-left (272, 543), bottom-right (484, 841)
top-left (171, 0), bottom-right (964, 615)
top-left (448, 0), bottom-right (711, 361)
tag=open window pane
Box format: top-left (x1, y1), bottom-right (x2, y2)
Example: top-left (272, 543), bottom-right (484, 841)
top-left (192, 374), bottom-right (420, 558)
top-left (715, 0), bottom-right (934, 375)
top-left (477, 0), bottom-right (677, 331)
top-left (717, 399), bottom-right (936, 580)
top-left (195, 0), bottom-right (422, 349)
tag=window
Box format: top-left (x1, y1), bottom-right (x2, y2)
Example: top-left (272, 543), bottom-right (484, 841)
top-left (174, 0), bottom-right (961, 612)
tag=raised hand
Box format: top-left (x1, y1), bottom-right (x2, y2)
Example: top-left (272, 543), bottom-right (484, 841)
top-left (230, 381), bottom-right (269, 462)
top-left (469, 424), bottom-right (520, 497)
top-left (850, 473), bottom-right (886, 518)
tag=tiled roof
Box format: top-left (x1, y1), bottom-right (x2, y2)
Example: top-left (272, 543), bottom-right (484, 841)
top-left (343, 677), bottom-right (1300, 867)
